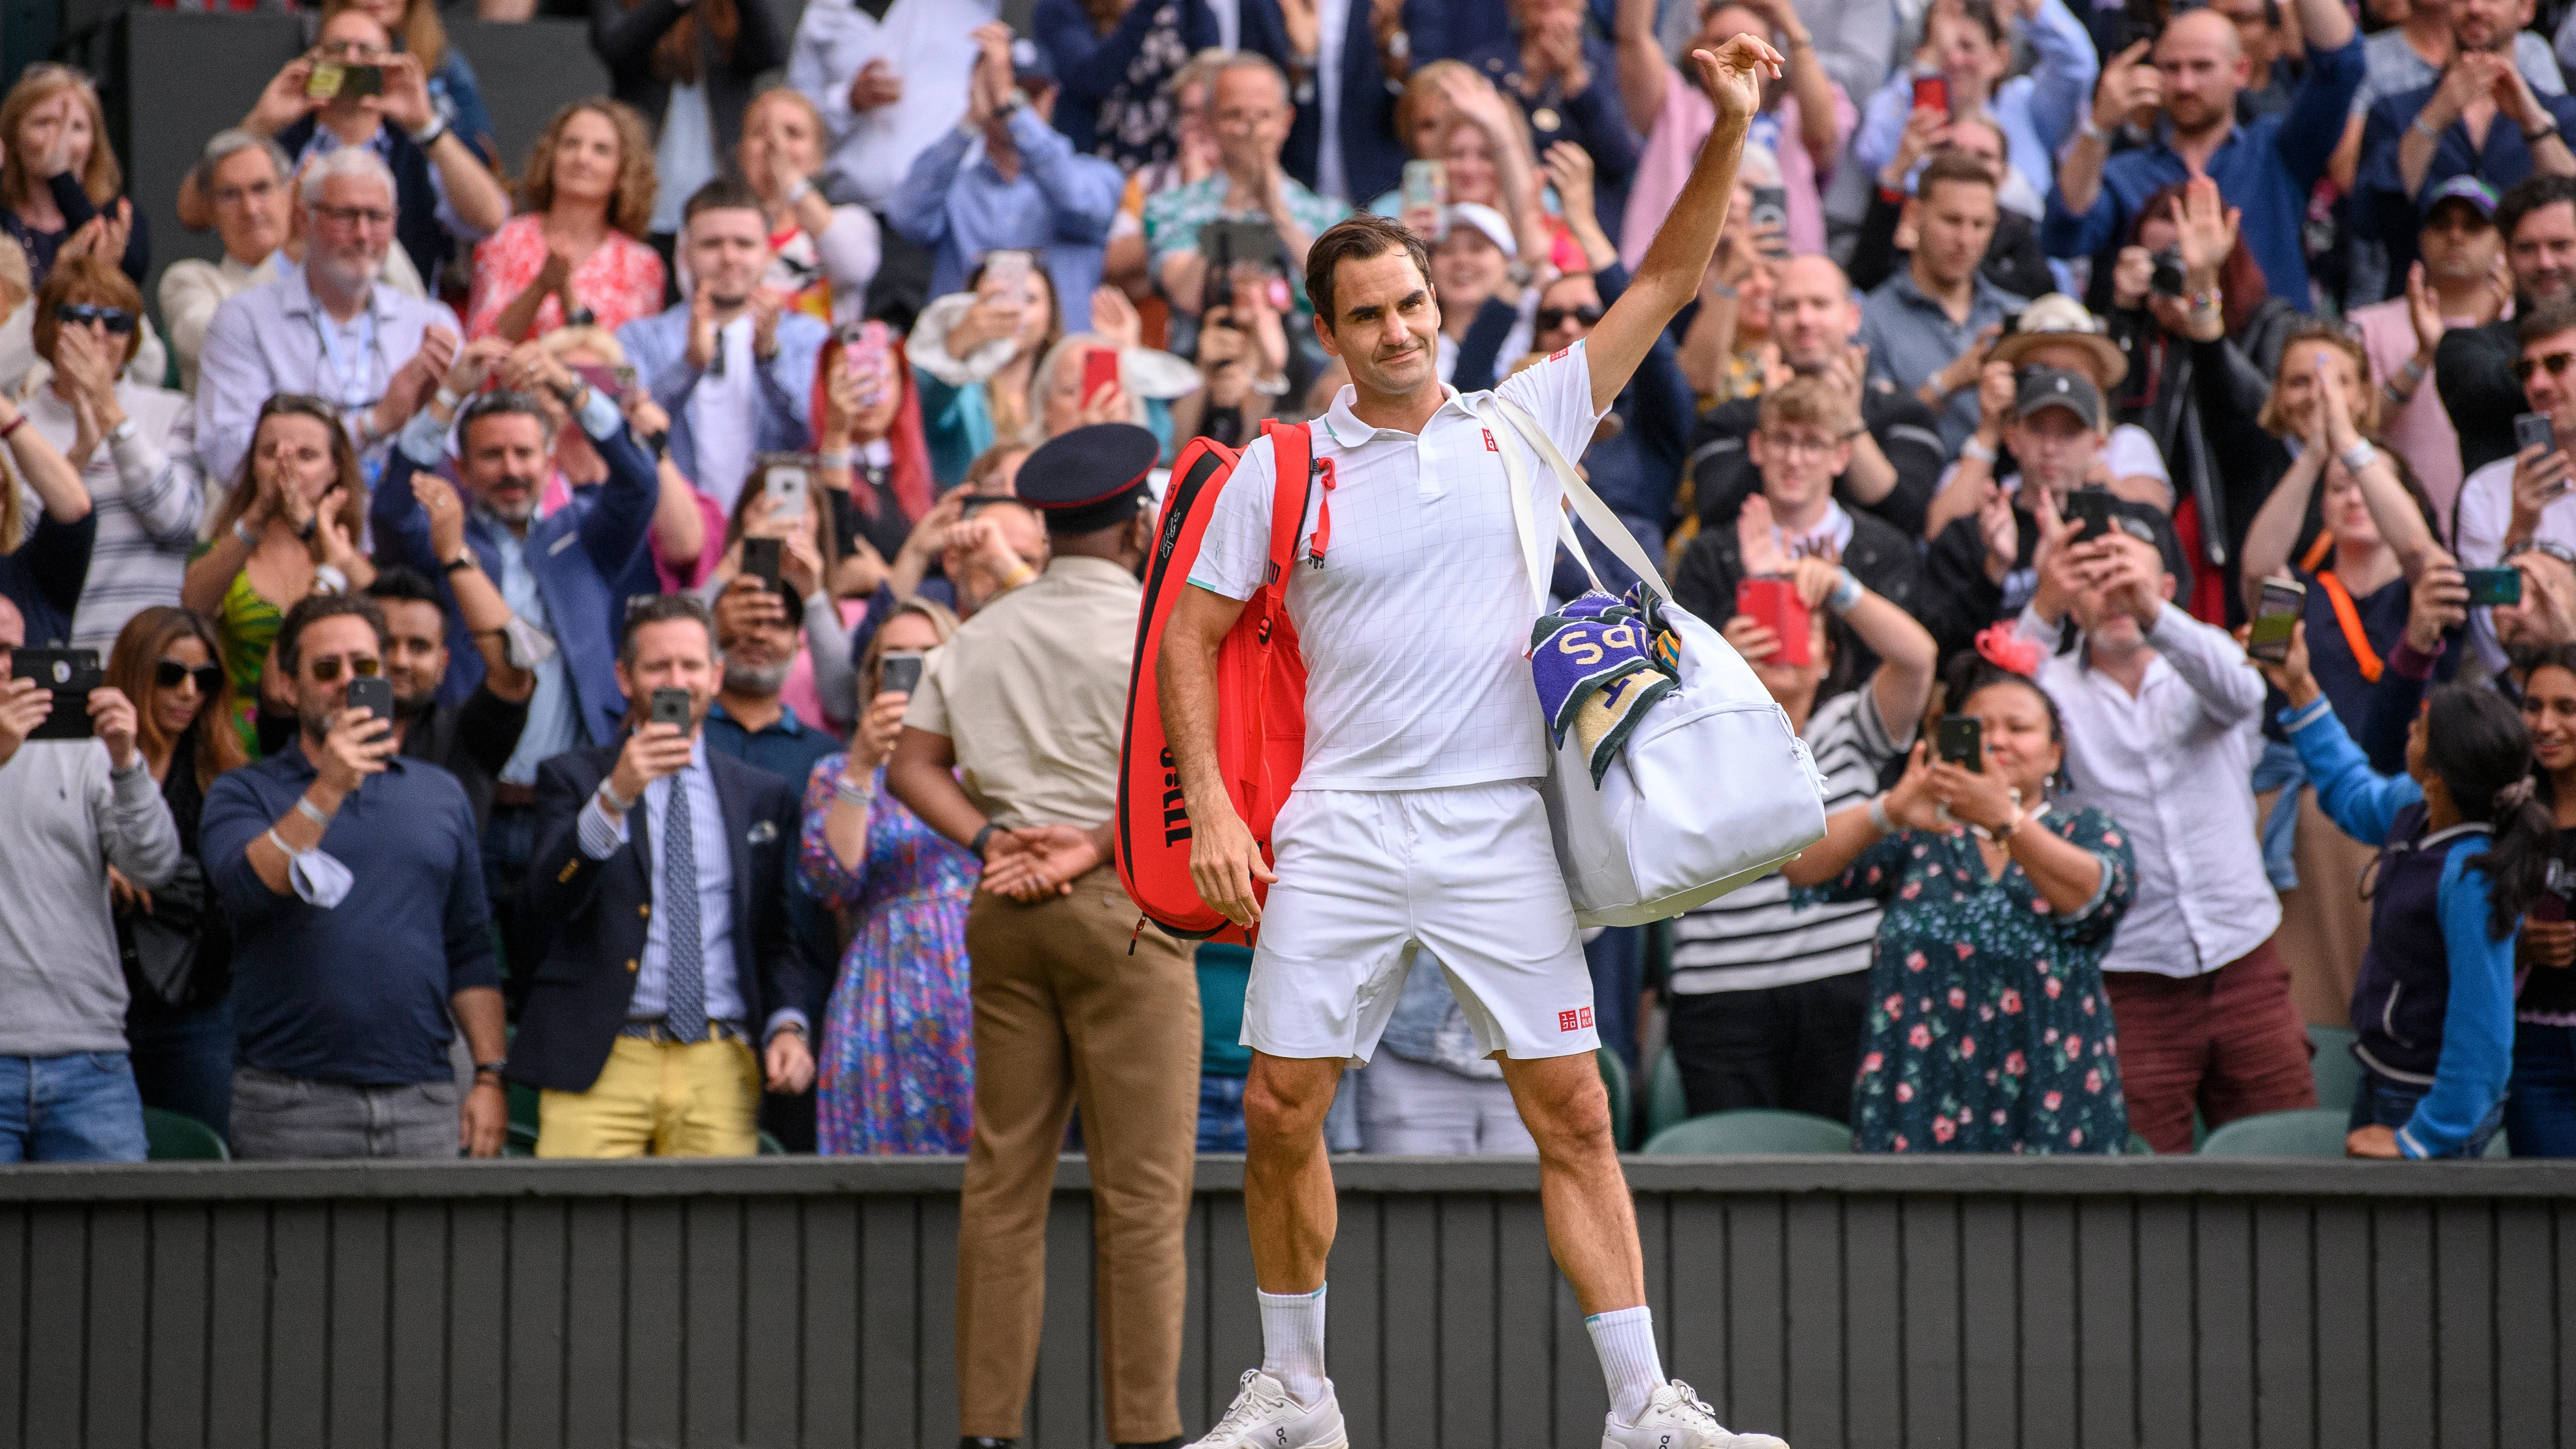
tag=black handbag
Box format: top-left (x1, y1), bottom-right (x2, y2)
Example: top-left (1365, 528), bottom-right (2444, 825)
top-left (116, 855), bottom-right (211, 1008)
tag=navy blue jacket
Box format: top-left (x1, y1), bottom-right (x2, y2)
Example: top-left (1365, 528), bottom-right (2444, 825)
top-left (369, 411), bottom-right (659, 751)
top-left (0, 511), bottom-right (94, 648)
top-left (510, 740), bottom-right (814, 1094)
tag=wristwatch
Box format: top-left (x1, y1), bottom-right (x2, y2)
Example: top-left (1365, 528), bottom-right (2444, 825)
top-left (474, 1057), bottom-right (506, 1079)
top-left (970, 822), bottom-right (1000, 860)
top-left (444, 550), bottom-right (476, 574)
top-left (409, 113), bottom-right (449, 149)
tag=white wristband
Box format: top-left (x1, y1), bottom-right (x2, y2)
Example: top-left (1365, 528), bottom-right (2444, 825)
top-left (1868, 794), bottom-right (1895, 835)
top-left (597, 779), bottom-right (637, 815)
top-left (1962, 437), bottom-right (1998, 464)
top-left (2340, 440), bottom-right (2380, 475)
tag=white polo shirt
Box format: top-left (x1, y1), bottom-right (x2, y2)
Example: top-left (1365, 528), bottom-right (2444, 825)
top-left (1188, 344), bottom-right (1605, 791)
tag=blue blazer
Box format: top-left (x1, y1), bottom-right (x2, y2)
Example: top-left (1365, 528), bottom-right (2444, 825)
top-left (510, 741), bottom-right (813, 1094)
top-left (1271, 0), bottom-right (1445, 207)
top-left (369, 420), bottom-right (659, 749)
top-left (617, 305), bottom-right (828, 500)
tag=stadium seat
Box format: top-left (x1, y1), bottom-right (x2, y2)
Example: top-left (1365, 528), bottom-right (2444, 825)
top-left (2197, 1108), bottom-right (2353, 1156)
top-left (1598, 1048), bottom-right (1635, 1150)
top-left (142, 1107), bottom-right (228, 1161)
top-left (1640, 1108), bottom-right (1852, 1154)
top-left (2307, 1024), bottom-right (2362, 1112)
top-left (1646, 1048), bottom-right (1690, 1141)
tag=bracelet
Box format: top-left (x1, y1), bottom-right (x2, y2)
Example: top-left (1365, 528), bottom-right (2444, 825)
top-left (2340, 440), bottom-right (2380, 475)
top-left (234, 517), bottom-right (261, 548)
top-left (2532, 120), bottom-right (2563, 146)
top-left (970, 822), bottom-right (999, 860)
top-left (106, 416), bottom-right (138, 445)
top-left (597, 779), bottom-right (637, 815)
top-left (295, 795), bottom-right (333, 828)
top-left (409, 114), bottom-right (449, 149)
top-left (1867, 794), bottom-right (1895, 835)
top-left (1975, 806), bottom-right (2025, 844)
top-left (265, 828), bottom-right (308, 861)
top-left (1962, 436), bottom-right (1998, 463)
top-left (2186, 289), bottom-right (2222, 314)
top-left (999, 560), bottom-right (1038, 591)
top-left (2400, 355), bottom-right (2429, 385)
top-left (784, 176), bottom-right (815, 204)
top-left (2414, 113), bottom-right (2445, 142)
top-left (817, 448), bottom-right (853, 471)
top-left (444, 551), bottom-right (476, 574)
top-left (432, 386), bottom-right (461, 415)
top-left (1825, 567), bottom-right (1864, 614)
top-left (2077, 113), bottom-right (2108, 144)
top-left (313, 562), bottom-right (349, 595)
top-left (835, 772), bottom-right (875, 809)
top-left (0, 414), bottom-right (24, 443)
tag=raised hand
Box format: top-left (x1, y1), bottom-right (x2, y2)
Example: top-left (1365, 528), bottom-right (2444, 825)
top-left (1543, 141), bottom-right (1598, 228)
top-left (379, 53), bottom-right (438, 135)
top-left (848, 56), bottom-right (904, 113)
top-left (249, 55), bottom-right (325, 135)
top-left (1882, 103), bottom-right (1951, 188)
top-left (314, 705), bottom-right (398, 799)
top-left (2403, 557), bottom-right (2469, 652)
top-left (415, 472), bottom-right (467, 560)
top-left (0, 677), bottom-right (52, 771)
top-left (2173, 175), bottom-right (2240, 280)
top-left (87, 687), bottom-right (140, 771)
top-left (1737, 494), bottom-right (1793, 575)
top-left (2404, 261), bottom-right (2447, 358)
top-left (2090, 41), bottom-right (2160, 134)
top-left (1689, 35), bottom-right (1786, 127)
top-left (1090, 285), bottom-right (1142, 353)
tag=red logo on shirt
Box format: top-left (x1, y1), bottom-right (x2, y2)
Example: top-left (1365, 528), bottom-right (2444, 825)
top-left (1549, 347), bottom-right (1572, 361)
top-left (1558, 1007), bottom-right (1594, 1033)
top-left (1483, 428), bottom-right (1499, 452)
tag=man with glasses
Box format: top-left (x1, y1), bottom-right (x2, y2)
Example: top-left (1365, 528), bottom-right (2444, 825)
top-left (2441, 174), bottom-right (2576, 476)
top-left (2455, 303), bottom-right (2576, 669)
top-left (0, 593), bottom-right (177, 1162)
top-left (194, 145), bottom-right (462, 486)
top-left (1147, 53), bottom-right (1352, 349)
top-left (159, 131), bottom-right (294, 395)
top-left (201, 593), bottom-right (508, 1160)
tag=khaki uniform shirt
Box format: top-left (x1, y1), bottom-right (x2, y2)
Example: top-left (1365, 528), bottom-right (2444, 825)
top-left (904, 554), bottom-right (1139, 830)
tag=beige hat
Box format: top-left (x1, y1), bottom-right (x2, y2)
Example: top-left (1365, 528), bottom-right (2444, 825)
top-left (1988, 293), bottom-right (2129, 390)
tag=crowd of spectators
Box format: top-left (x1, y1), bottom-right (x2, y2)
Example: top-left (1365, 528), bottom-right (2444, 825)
top-left (7, 0), bottom-right (2576, 1176)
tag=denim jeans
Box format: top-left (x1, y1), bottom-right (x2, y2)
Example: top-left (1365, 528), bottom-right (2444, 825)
top-left (126, 993), bottom-right (237, 1143)
top-left (2350, 1067), bottom-right (2506, 1158)
top-left (2505, 1020), bottom-right (2576, 1158)
top-left (0, 1053), bottom-right (149, 1162)
top-left (1197, 1074), bottom-right (1247, 1152)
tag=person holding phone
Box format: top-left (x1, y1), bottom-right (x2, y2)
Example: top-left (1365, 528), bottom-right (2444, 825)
top-left (1781, 642), bottom-right (2137, 1153)
top-left (1848, 0), bottom-right (2098, 211)
top-left (2455, 307), bottom-right (2576, 668)
top-left (910, 254), bottom-right (1062, 487)
top-left (1145, 53), bottom-right (1352, 340)
top-left (2504, 643), bottom-right (2576, 1155)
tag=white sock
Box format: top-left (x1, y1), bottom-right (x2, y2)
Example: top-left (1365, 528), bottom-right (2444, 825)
top-left (1587, 1305), bottom-right (1664, 1425)
top-left (1258, 1285), bottom-right (1328, 1406)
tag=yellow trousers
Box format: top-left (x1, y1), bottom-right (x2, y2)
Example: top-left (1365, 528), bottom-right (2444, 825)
top-left (535, 1035), bottom-right (760, 1158)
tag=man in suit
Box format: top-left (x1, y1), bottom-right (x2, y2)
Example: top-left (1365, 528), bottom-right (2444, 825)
top-left (511, 595), bottom-right (817, 1157)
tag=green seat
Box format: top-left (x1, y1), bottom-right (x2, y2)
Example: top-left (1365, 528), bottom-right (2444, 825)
top-left (2126, 1131), bottom-right (2154, 1155)
top-left (2197, 1107), bottom-right (2353, 1156)
top-left (2307, 1024), bottom-right (2363, 1112)
top-left (1642, 1108), bottom-right (1852, 1155)
top-left (1597, 1048), bottom-right (1635, 1150)
top-left (143, 1107), bottom-right (228, 1161)
top-left (1646, 1048), bottom-right (1690, 1141)
top-left (758, 1129), bottom-right (787, 1155)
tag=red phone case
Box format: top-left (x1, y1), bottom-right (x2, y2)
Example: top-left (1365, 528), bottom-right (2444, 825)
top-left (1082, 347), bottom-right (1121, 400)
top-left (1912, 74), bottom-right (1949, 115)
top-left (1737, 577), bottom-right (1812, 667)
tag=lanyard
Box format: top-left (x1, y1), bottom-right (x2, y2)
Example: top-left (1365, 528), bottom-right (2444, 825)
top-left (311, 304), bottom-right (380, 410)
top-left (2317, 570), bottom-right (2384, 683)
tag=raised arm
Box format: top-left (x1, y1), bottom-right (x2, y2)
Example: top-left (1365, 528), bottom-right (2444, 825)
top-left (1585, 36), bottom-right (1786, 416)
top-left (2238, 443), bottom-right (2324, 618)
top-left (1615, 0), bottom-right (1675, 139)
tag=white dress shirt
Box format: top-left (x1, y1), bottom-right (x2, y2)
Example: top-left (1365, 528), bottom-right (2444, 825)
top-left (193, 264), bottom-right (460, 486)
top-left (790, 0), bottom-right (999, 213)
top-left (2017, 600), bottom-right (2280, 978)
top-left (2452, 453), bottom-right (2576, 672)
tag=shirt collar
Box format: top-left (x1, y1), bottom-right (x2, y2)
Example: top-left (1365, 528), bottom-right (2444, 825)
top-left (1317, 383), bottom-right (1469, 447)
top-left (1046, 553), bottom-right (1145, 588)
top-left (1893, 266), bottom-right (2009, 317)
top-left (707, 699), bottom-right (804, 737)
top-left (284, 262), bottom-right (388, 324)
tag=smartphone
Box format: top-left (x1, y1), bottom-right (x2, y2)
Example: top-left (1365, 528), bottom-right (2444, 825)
top-left (2536, 859), bottom-right (2572, 923)
top-left (1735, 577), bottom-right (1812, 667)
top-left (2065, 489), bottom-right (2116, 542)
top-left (304, 62), bottom-right (383, 100)
top-left (10, 647), bottom-right (100, 741)
top-left (649, 687), bottom-right (693, 730)
top-left (742, 536), bottom-right (784, 596)
top-left (879, 652), bottom-right (925, 698)
top-left (983, 250), bottom-right (1034, 308)
top-left (2517, 411), bottom-right (2557, 458)
top-left (1400, 159), bottom-right (1449, 212)
top-left (2465, 566), bottom-right (2525, 606)
top-left (1082, 346), bottom-right (1121, 402)
top-left (1937, 714), bottom-right (1984, 772)
top-left (1748, 186), bottom-right (1790, 253)
top-left (344, 674), bottom-right (394, 725)
top-left (759, 454), bottom-right (811, 522)
top-left (1911, 73), bottom-right (1949, 116)
top-left (611, 363), bottom-right (639, 394)
top-left (2248, 576), bottom-right (2307, 664)
top-left (2150, 244), bottom-right (2187, 298)
top-left (1201, 218), bottom-right (1286, 275)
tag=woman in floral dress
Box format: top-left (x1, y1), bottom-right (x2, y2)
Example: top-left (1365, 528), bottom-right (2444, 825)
top-left (1783, 643), bottom-right (2137, 1153)
top-left (799, 599), bottom-right (976, 1154)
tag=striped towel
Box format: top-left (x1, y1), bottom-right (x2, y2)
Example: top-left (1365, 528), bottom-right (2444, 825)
top-left (1530, 587), bottom-right (1681, 786)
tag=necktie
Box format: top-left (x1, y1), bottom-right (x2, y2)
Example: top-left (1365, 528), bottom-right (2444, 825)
top-left (662, 768), bottom-right (707, 1044)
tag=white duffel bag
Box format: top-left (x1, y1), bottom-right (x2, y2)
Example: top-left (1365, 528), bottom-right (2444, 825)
top-left (1481, 395), bottom-right (1828, 928)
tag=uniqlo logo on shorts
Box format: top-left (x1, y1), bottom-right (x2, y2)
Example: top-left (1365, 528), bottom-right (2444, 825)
top-left (1558, 1007), bottom-right (1593, 1033)
top-left (1483, 428), bottom-right (1499, 452)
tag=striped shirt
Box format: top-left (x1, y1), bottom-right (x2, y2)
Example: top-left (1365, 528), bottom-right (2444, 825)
top-left (1669, 687), bottom-right (1910, 994)
top-left (19, 379), bottom-right (204, 653)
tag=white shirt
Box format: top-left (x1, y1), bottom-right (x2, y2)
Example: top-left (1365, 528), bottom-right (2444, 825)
top-left (193, 263), bottom-right (460, 486)
top-left (2455, 453), bottom-right (2576, 670)
top-left (159, 250), bottom-right (283, 394)
top-left (2016, 600), bottom-right (2278, 978)
top-left (1315, 0), bottom-right (1352, 203)
top-left (688, 316), bottom-right (759, 516)
top-left (790, 0), bottom-right (998, 213)
top-left (1188, 344), bottom-right (1605, 790)
top-left (19, 380), bottom-right (203, 652)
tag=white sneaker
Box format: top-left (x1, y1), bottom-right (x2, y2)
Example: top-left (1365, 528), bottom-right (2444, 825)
top-left (1185, 1369), bottom-right (1348, 1449)
top-left (1602, 1380), bottom-right (1790, 1449)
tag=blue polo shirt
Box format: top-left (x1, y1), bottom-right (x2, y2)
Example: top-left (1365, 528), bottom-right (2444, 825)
top-left (2356, 81), bottom-right (2576, 290)
top-left (1857, 268), bottom-right (2028, 453)
top-left (702, 700), bottom-right (842, 788)
top-left (202, 742), bottom-right (498, 1085)
top-left (2041, 32), bottom-right (2366, 309)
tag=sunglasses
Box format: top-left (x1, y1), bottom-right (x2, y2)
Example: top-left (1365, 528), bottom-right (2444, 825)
top-left (57, 303), bottom-right (137, 334)
top-left (2516, 350), bottom-right (2576, 382)
top-left (1537, 304), bottom-right (1604, 333)
top-left (305, 653), bottom-right (381, 682)
top-left (156, 660), bottom-right (225, 694)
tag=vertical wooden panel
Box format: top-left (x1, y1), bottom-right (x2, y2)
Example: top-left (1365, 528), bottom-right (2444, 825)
top-left (1551, 1216), bottom-right (1602, 1449)
top-left (1957, 1198), bottom-right (2017, 1449)
top-left (1724, 1197), bottom-right (1786, 1437)
top-left (680, 1199), bottom-right (743, 1446)
top-left (2073, 1198), bottom-right (2135, 1449)
top-left (2432, 1201), bottom-right (2495, 1449)
top-left (85, 1205), bottom-right (149, 1449)
top-left (325, 1202), bottom-right (390, 1449)
top-left (2017, 1198), bottom-right (2079, 1449)
top-left (1032, 1190), bottom-right (1094, 1449)
top-left (143, 1203), bottom-right (210, 1449)
top-left (447, 1201), bottom-right (508, 1449)
top-left (2491, 1203), bottom-right (2554, 1449)
top-left (1899, 1196), bottom-right (1961, 1449)
top-left (620, 1201), bottom-right (682, 1446)
top-left (0, 1209), bottom-right (24, 1449)
top-left (917, 1192), bottom-right (962, 1448)
top-left (800, 1199), bottom-right (860, 1449)
top-left (2193, 1200), bottom-right (2254, 1449)
top-left (1320, 1193), bottom-right (1379, 1445)
top-left (384, 1202), bottom-right (447, 1449)
top-left (558, 1199), bottom-right (624, 1449)
top-left (856, 1196), bottom-right (923, 1448)
top-left (1779, 1196), bottom-right (1844, 1449)
top-left (2250, 1200), bottom-right (2316, 1449)
top-left (2132, 1199), bottom-right (2194, 1449)
top-left (1663, 1197), bottom-right (1726, 1407)
top-left (22, 1208), bottom-right (86, 1448)
top-left (502, 1199), bottom-right (568, 1449)
top-left (1435, 1195), bottom-right (1498, 1449)
top-left (1177, 1197), bottom-right (1208, 1435)
top-left (738, 1199), bottom-right (801, 1449)
top-left (2312, 1202), bottom-right (2374, 1449)
top-left (266, 1204), bottom-right (330, 1449)
top-left (1841, 1197), bottom-right (1903, 1449)
top-left (1377, 1195), bottom-right (1438, 1448)
top-left (203, 1204), bottom-right (270, 1449)
top-left (2372, 1202), bottom-right (2435, 1449)
top-left (1493, 1195), bottom-right (1555, 1449)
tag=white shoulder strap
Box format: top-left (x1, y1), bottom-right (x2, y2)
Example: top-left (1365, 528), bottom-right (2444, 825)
top-left (1485, 395), bottom-right (1558, 615)
top-left (1486, 394), bottom-right (1675, 604)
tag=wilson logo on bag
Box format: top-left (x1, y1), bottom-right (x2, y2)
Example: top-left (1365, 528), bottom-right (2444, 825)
top-left (1116, 422), bottom-right (1315, 944)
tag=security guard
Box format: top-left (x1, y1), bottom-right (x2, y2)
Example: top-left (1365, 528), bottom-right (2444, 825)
top-left (886, 423), bottom-right (1199, 1449)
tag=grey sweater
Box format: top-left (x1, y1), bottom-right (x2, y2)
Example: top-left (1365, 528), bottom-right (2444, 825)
top-left (0, 741), bottom-right (182, 1057)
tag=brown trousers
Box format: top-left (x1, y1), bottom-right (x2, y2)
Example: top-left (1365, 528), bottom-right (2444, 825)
top-left (957, 866), bottom-right (1200, 1443)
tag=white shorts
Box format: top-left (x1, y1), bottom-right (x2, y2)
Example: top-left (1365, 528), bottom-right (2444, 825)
top-left (1242, 782), bottom-right (1599, 1065)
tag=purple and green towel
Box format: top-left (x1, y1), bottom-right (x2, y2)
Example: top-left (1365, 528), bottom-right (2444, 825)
top-left (1530, 587), bottom-right (1682, 786)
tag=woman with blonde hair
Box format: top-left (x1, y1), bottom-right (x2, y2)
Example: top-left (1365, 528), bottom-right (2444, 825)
top-left (0, 65), bottom-right (146, 290)
top-left (466, 99), bottom-right (666, 341)
top-left (738, 86), bottom-right (880, 323)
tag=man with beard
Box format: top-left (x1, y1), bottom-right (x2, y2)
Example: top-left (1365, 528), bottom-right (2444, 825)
top-left (370, 364), bottom-right (658, 1007)
top-left (2043, 0), bottom-right (2362, 308)
top-left (364, 565), bottom-right (531, 838)
top-left (2440, 173), bottom-right (2576, 476)
top-left (195, 145), bottom-right (460, 484)
top-left (1860, 152), bottom-right (2027, 453)
top-left (201, 593), bottom-right (508, 1160)
top-left (2350, 176), bottom-right (2510, 525)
